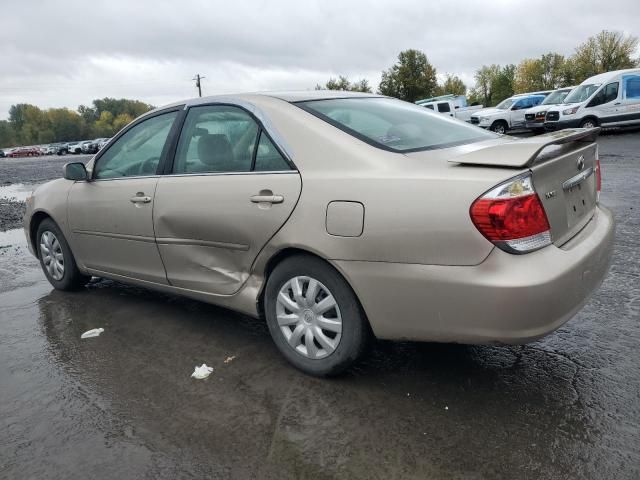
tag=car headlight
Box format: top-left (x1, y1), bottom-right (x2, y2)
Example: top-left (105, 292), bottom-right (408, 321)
top-left (479, 117), bottom-right (490, 122)
top-left (563, 106), bottom-right (579, 115)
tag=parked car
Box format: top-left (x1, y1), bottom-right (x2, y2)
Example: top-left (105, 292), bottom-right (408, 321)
top-left (470, 93), bottom-right (548, 133)
top-left (544, 68), bottom-right (640, 131)
top-left (0, 149), bottom-right (5, 158)
top-left (97, 138), bottom-right (111, 151)
top-left (9, 146), bottom-right (41, 157)
top-left (43, 145), bottom-right (57, 155)
top-left (524, 87), bottom-right (575, 133)
top-left (54, 143), bottom-right (69, 155)
top-left (416, 94), bottom-right (484, 122)
top-left (24, 92), bottom-right (614, 375)
top-left (67, 142), bottom-right (83, 154)
top-left (80, 141), bottom-right (95, 154)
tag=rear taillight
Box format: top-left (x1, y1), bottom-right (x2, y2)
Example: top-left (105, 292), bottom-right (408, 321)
top-left (595, 158), bottom-right (601, 202)
top-left (470, 173), bottom-right (551, 254)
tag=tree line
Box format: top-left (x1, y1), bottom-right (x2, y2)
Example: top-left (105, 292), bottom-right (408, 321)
top-left (0, 98), bottom-right (154, 148)
top-left (316, 30), bottom-right (639, 106)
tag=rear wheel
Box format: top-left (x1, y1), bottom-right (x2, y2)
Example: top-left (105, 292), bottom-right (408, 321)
top-left (264, 255), bottom-right (370, 376)
top-left (580, 118), bottom-right (598, 129)
top-left (36, 218), bottom-right (90, 291)
top-left (490, 120), bottom-right (508, 135)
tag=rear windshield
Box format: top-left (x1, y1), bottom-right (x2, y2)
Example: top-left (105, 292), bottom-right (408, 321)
top-left (297, 97), bottom-right (495, 152)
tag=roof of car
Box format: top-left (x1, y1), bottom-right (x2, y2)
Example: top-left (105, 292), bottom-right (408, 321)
top-left (157, 91), bottom-right (383, 111)
top-left (582, 68), bottom-right (640, 85)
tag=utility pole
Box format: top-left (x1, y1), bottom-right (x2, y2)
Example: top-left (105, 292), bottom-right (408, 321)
top-left (193, 74), bottom-right (206, 97)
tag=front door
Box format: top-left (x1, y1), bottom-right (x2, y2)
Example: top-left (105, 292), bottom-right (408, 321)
top-left (153, 104), bottom-right (302, 295)
top-left (68, 109), bottom-right (179, 283)
top-left (586, 81), bottom-right (620, 125)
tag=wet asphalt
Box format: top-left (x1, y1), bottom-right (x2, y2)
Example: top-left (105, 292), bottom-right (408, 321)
top-left (0, 134), bottom-right (639, 479)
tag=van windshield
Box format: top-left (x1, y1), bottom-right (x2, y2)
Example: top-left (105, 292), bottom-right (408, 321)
top-left (542, 90), bottom-right (570, 105)
top-left (297, 97), bottom-right (495, 152)
top-left (564, 84), bottom-right (600, 104)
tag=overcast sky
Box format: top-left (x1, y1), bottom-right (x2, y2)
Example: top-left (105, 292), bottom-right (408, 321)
top-left (1, 0), bottom-right (638, 119)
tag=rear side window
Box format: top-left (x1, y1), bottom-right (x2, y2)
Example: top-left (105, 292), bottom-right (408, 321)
top-left (424, 104), bottom-right (434, 110)
top-left (623, 75), bottom-right (640, 99)
top-left (254, 132), bottom-right (291, 171)
top-left (437, 102), bottom-right (451, 113)
top-left (297, 97), bottom-right (495, 152)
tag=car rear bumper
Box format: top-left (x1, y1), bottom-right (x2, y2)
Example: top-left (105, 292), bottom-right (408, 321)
top-left (334, 205), bottom-right (614, 344)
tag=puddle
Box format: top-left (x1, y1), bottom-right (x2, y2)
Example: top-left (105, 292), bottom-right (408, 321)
top-left (0, 228), bottom-right (26, 248)
top-left (0, 183), bottom-right (38, 202)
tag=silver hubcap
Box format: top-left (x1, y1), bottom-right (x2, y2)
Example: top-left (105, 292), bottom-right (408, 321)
top-left (583, 121), bottom-right (595, 128)
top-left (40, 231), bottom-right (64, 281)
top-left (494, 124), bottom-right (505, 134)
top-left (276, 276), bottom-right (342, 359)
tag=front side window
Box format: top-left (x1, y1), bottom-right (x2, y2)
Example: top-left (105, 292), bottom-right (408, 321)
top-left (297, 97), bottom-right (495, 152)
top-left (173, 105), bottom-right (259, 174)
top-left (588, 82), bottom-right (619, 107)
top-left (94, 111), bottom-right (177, 179)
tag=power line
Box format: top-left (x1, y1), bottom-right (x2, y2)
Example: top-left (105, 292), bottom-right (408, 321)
top-left (192, 74), bottom-right (206, 97)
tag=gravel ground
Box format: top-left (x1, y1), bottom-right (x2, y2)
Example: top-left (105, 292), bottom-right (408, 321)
top-left (0, 154), bottom-right (91, 231)
top-left (0, 132), bottom-right (638, 479)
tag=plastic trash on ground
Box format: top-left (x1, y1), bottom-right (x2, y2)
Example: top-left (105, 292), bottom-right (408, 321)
top-left (191, 364), bottom-right (214, 379)
top-left (81, 328), bottom-right (104, 339)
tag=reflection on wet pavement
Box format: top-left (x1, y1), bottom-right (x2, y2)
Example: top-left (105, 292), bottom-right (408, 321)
top-left (1, 134), bottom-right (639, 479)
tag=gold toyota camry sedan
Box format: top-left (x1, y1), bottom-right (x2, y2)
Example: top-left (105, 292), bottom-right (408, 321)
top-left (24, 91), bottom-right (614, 375)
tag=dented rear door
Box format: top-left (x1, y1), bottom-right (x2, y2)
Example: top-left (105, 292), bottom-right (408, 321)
top-left (154, 172), bottom-right (301, 295)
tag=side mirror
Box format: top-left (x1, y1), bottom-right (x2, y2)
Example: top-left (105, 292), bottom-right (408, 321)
top-left (63, 162), bottom-right (88, 181)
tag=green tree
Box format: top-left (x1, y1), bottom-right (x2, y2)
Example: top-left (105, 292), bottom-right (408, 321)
top-left (571, 30), bottom-right (639, 82)
top-left (112, 113), bottom-right (134, 134)
top-left (492, 64), bottom-right (516, 104)
top-left (47, 108), bottom-right (84, 142)
top-left (316, 76), bottom-right (372, 92)
top-left (0, 120), bottom-right (16, 147)
top-left (94, 111), bottom-right (115, 137)
top-left (435, 74), bottom-right (466, 96)
top-left (472, 64), bottom-right (500, 106)
top-left (378, 49), bottom-right (438, 102)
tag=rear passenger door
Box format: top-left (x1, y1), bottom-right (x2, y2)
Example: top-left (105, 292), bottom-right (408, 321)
top-left (153, 104), bottom-right (302, 295)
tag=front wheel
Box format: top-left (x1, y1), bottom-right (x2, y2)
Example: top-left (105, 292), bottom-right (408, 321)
top-left (264, 255), bottom-right (370, 376)
top-left (36, 218), bottom-right (90, 290)
top-left (490, 121), bottom-right (508, 135)
top-left (580, 118), bottom-right (598, 129)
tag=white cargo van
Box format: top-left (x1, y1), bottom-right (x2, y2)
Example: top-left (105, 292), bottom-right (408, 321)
top-left (544, 68), bottom-right (640, 131)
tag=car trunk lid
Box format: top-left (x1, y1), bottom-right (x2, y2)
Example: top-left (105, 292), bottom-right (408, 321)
top-left (448, 128), bottom-right (600, 246)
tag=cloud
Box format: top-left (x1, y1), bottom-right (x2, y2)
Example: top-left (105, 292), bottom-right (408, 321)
top-left (1, 0), bottom-right (638, 118)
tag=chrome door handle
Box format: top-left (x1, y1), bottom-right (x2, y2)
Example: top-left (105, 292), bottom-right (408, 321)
top-left (250, 194), bottom-right (284, 204)
top-left (130, 195), bottom-right (152, 204)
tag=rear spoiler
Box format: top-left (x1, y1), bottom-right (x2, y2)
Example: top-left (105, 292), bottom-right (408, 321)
top-left (448, 128), bottom-right (600, 168)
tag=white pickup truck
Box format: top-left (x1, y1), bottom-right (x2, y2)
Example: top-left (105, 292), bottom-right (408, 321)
top-left (416, 95), bottom-right (484, 123)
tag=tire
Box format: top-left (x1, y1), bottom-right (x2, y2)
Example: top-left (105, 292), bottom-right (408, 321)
top-left (490, 121), bottom-right (508, 135)
top-left (580, 118), bottom-right (598, 129)
top-left (264, 254), bottom-right (370, 376)
top-left (36, 218), bottom-right (90, 291)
